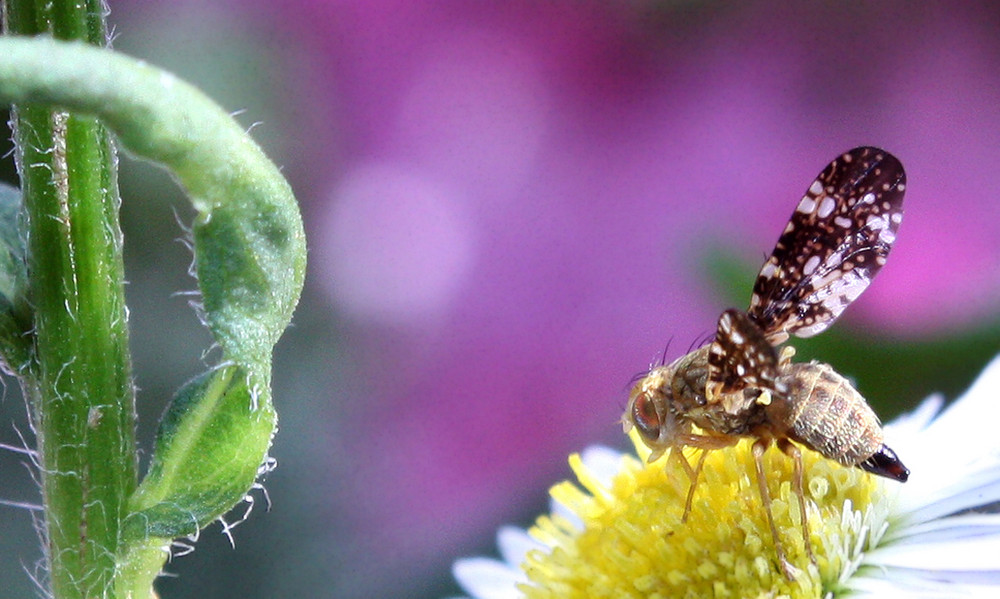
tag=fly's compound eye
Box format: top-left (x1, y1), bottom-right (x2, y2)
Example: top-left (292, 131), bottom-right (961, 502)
top-left (631, 392), bottom-right (663, 443)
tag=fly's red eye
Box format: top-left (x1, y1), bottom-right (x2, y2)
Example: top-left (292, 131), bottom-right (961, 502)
top-left (631, 393), bottom-right (662, 441)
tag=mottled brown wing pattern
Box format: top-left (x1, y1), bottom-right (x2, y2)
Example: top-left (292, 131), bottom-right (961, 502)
top-left (706, 309), bottom-right (787, 412)
top-left (747, 147), bottom-right (906, 343)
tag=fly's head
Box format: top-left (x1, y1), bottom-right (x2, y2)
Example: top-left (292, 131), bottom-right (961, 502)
top-left (624, 365), bottom-right (681, 462)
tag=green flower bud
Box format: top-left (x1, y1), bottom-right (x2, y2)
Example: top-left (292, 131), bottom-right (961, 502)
top-left (126, 365), bottom-right (275, 540)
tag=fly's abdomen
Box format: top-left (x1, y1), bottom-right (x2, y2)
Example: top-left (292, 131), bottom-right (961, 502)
top-left (776, 362), bottom-right (883, 467)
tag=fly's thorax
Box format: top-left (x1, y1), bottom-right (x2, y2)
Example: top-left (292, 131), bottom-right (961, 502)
top-left (668, 345), bottom-right (767, 436)
top-left (669, 345), bottom-right (711, 412)
top-left (771, 361), bottom-right (883, 467)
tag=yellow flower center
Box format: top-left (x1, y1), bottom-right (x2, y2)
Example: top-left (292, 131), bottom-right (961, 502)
top-left (519, 433), bottom-right (889, 598)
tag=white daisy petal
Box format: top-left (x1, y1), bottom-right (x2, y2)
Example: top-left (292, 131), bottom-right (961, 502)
top-left (889, 514), bottom-right (1000, 544)
top-left (848, 573), bottom-right (1000, 599)
top-left (495, 525), bottom-right (542, 566)
top-left (883, 394), bottom-right (943, 436)
top-left (914, 355), bottom-right (1000, 447)
top-left (452, 557), bottom-right (523, 599)
top-left (898, 464), bottom-right (1000, 526)
top-left (578, 444), bottom-right (624, 488)
top-left (869, 534), bottom-right (1000, 570)
top-left (547, 497), bottom-right (581, 530)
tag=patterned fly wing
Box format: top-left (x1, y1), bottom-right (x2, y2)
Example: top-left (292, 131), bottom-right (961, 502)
top-left (706, 309), bottom-right (787, 413)
top-left (747, 147), bottom-right (906, 344)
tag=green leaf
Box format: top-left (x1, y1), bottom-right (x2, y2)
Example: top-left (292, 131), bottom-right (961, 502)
top-left (126, 365), bottom-right (276, 540)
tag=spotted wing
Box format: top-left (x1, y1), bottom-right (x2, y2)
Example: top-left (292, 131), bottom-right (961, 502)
top-left (706, 309), bottom-right (787, 413)
top-left (747, 147), bottom-right (906, 343)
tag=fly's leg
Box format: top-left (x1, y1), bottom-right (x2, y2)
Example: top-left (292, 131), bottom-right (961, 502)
top-left (779, 439), bottom-right (815, 567)
top-left (752, 439), bottom-right (799, 581)
top-left (672, 448), bottom-right (709, 523)
top-left (672, 435), bottom-right (736, 523)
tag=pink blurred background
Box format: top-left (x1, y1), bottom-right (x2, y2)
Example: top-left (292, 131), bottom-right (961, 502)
top-left (2, 2), bottom-right (999, 598)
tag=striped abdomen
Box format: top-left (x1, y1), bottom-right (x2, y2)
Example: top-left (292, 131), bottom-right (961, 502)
top-left (773, 361), bottom-right (883, 467)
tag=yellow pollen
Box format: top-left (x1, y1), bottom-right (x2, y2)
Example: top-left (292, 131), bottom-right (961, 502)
top-left (518, 432), bottom-right (883, 598)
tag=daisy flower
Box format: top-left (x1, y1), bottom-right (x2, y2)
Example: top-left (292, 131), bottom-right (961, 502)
top-left (450, 354), bottom-right (1000, 598)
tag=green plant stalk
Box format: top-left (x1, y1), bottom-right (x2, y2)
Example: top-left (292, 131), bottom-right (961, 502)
top-left (17, 108), bottom-right (137, 599)
top-left (3, 3), bottom-right (136, 599)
